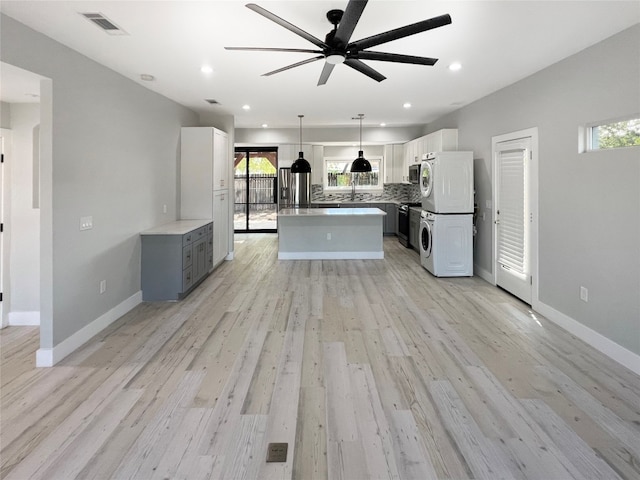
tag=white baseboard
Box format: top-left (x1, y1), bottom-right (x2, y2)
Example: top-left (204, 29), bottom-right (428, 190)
top-left (474, 264), bottom-right (493, 284)
top-left (36, 291), bottom-right (142, 367)
top-left (535, 300), bottom-right (640, 376)
top-left (8, 311), bottom-right (40, 326)
top-left (278, 251), bottom-right (384, 260)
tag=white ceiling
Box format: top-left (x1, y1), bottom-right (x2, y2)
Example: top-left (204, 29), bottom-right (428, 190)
top-left (1, 1), bottom-right (638, 128)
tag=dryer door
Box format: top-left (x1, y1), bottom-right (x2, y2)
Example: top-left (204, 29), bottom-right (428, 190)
top-left (420, 161), bottom-right (433, 199)
top-left (421, 220), bottom-right (432, 258)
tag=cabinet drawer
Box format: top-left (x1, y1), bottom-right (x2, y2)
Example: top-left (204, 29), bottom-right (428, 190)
top-left (207, 222), bottom-right (213, 234)
top-left (183, 244), bottom-right (193, 268)
top-left (194, 226), bottom-right (207, 240)
top-left (208, 251), bottom-right (213, 271)
top-left (182, 231), bottom-right (194, 246)
top-left (182, 266), bottom-right (193, 291)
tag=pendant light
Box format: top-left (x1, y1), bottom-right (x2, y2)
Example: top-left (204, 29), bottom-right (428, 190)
top-left (291, 114), bottom-right (311, 173)
top-left (350, 113), bottom-right (372, 173)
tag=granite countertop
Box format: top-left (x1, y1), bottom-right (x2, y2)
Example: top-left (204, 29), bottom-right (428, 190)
top-left (279, 207), bottom-right (386, 217)
top-left (141, 219), bottom-right (212, 235)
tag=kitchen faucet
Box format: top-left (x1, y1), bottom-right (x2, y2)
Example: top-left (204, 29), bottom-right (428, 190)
top-left (350, 180), bottom-right (356, 201)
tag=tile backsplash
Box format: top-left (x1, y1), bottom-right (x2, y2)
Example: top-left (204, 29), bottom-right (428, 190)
top-left (311, 183), bottom-right (421, 203)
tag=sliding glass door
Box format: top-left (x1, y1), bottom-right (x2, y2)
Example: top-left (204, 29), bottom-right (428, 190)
top-left (234, 148), bottom-right (278, 233)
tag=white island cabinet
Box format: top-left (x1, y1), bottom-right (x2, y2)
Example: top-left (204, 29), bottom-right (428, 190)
top-left (278, 208), bottom-right (386, 260)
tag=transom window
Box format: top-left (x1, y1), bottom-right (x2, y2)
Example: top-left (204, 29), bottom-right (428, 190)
top-left (323, 156), bottom-right (382, 191)
top-left (588, 117), bottom-right (640, 150)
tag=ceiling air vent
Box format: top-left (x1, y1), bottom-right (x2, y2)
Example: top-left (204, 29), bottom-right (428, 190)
top-left (205, 99), bottom-right (220, 105)
top-left (80, 13), bottom-right (128, 35)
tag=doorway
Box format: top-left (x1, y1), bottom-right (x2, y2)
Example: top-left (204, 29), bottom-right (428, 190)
top-left (492, 128), bottom-right (538, 305)
top-left (0, 131), bottom-right (6, 327)
top-left (234, 148), bottom-right (278, 233)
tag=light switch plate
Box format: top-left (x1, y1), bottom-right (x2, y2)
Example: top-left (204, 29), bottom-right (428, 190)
top-left (80, 216), bottom-right (93, 231)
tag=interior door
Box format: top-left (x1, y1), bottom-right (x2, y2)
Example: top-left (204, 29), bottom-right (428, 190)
top-left (495, 137), bottom-right (532, 304)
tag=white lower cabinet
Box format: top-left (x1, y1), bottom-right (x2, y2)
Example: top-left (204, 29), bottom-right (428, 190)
top-left (213, 190), bottom-right (229, 267)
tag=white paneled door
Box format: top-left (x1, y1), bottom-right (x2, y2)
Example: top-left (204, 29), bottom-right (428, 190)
top-left (494, 137), bottom-right (532, 304)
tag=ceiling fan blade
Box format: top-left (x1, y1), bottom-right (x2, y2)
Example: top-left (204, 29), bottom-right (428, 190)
top-left (349, 13), bottom-right (451, 51)
top-left (344, 58), bottom-right (386, 82)
top-left (317, 62), bottom-right (335, 86)
top-left (355, 51), bottom-right (438, 65)
top-left (334, 0), bottom-right (368, 46)
top-left (246, 3), bottom-right (329, 50)
top-left (225, 47), bottom-right (323, 54)
top-left (262, 55), bottom-right (325, 77)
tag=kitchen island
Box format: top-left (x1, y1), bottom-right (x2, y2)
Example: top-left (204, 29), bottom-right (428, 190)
top-left (278, 207), bottom-right (386, 260)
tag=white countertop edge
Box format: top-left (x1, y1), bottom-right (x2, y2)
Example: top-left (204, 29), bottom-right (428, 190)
top-left (278, 251), bottom-right (384, 260)
top-left (141, 219), bottom-right (213, 235)
top-left (279, 207), bottom-right (386, 217)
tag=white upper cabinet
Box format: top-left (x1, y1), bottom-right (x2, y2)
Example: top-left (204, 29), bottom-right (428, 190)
top-left (384, 144), bottom-right (405, 184)
top-left (423, 129), bottom-right (458, 155)
top-left (181, 127), bottom-right (229, 219)
top-left (213, 129), bottom-right (229, 191)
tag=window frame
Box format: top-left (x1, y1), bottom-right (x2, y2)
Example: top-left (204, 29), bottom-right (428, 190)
top-left (322, 155), bottom-right (384, 192)
top-left (583, 114), bottom-right (640, 152)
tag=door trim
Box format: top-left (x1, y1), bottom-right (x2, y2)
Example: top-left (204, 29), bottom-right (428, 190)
top-left (491, 127), bottom-right (539, 307)
top-left (0, 129), bottom-right (10, 328)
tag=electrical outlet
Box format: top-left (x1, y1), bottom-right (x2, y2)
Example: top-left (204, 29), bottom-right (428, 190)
top-left (100, 280), bottom-right (107, 294)
top-left (327, 232), bottom-right (331, 240)
top-left (80, 216), bottom-right (93, 231)
top-left (580, 286), bottom-right (588, 302)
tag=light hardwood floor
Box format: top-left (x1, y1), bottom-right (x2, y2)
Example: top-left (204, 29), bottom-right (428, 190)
top-left (2, 234), bottom-right (639, 479)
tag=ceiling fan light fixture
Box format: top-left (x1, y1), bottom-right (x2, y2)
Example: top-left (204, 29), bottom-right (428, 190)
top-left (291, 114), bottom-right (311, 174)
top-left (326, 53), bottom-right (346, 65)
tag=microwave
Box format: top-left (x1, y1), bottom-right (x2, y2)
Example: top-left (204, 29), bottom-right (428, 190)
top-left (408, 163), bottom-right (421, 184)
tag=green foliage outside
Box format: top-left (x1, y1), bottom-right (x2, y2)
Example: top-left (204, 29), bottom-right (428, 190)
top-left (235, 156), bottom-right (276, 175)
top-left (593, 119), bottom-right (640, 149)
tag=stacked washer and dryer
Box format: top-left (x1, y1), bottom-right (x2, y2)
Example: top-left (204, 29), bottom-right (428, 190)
top-left (419, 151), bottom-right (474, 277)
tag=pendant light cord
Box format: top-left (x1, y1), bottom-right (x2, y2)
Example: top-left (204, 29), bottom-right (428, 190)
top-left (299, 114), bottom-right (304, 152)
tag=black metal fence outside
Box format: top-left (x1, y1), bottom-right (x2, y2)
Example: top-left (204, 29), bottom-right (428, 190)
top-left (235, 174), bottom-right (276, 212)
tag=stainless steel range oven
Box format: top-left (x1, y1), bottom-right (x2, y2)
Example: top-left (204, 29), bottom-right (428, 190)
top-left (398, 202), bottom-right (421, 247)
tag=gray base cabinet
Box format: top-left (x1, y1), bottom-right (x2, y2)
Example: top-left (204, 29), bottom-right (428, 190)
top-left (141, 220), bottom-right (213, 301)
top-left (310, 202), bottom-right (399, 235)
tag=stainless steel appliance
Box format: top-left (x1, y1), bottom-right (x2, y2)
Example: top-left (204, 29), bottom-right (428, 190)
top-left (408, 163), bottom-right (421, 184)
top-left (398, 202), bottom-right (421, 247)
top-left (278, 167), bottom-right (310, 209)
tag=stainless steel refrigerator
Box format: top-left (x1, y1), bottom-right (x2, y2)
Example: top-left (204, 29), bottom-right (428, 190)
top-left (278, 168), bottom-right (311, 209)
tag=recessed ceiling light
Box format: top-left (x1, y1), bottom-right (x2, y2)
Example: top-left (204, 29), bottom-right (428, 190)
top-left (403, 102), bottom-right (412, 109)
top-left (449, 62), bottom-right (462, 71)
top-left (380, 123), bottom-right (386, 127)
top-left (201, 65), bottom-right (213, 74)
top-left (242, 104), bottom-right (251, 110)
top-left (262, 123), bottom-right (268, 128)
top-left (140, 74), bottom-right (155, 81)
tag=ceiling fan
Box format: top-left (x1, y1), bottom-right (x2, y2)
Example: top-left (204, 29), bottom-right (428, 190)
top-left (225, 1), bottom-right (452, 85)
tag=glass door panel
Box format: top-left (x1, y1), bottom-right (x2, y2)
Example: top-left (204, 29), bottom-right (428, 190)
top-left (234, 151), bottom-right (248, 230)
top-left (234, 148), bottom-right (277, 233)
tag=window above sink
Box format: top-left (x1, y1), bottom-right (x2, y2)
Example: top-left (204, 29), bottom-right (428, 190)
top-left (323, 156), bottom-right (383, 192)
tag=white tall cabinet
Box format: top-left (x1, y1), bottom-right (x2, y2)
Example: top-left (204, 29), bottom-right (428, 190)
top-left (180, 127), bottom-right (230, 269)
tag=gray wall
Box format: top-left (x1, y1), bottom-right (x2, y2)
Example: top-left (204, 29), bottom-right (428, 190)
top-left (1, 14), bottom-right (200, 347)
top-left (426, 25), bottom-right (640, 355)
top-left (235, 125), bottom-right (423, 145)
top-left (0, 101), bottom-right (10, 128)
top-left (7, 103), bottom-right (40, 321)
